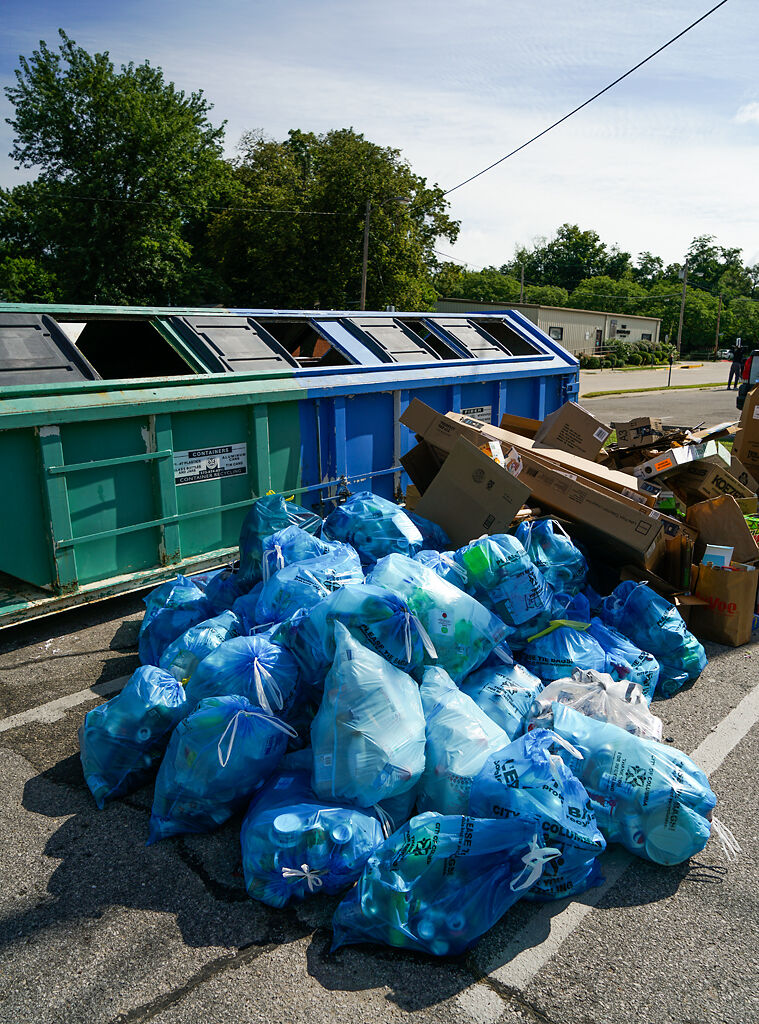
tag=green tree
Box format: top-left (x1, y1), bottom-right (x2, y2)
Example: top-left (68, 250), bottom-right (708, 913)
top-left (523, 284), bottom-right (569, 306)
top-left (503, 223), bottom-right (631, 292)
top-left (570, 275), bottom-right (649, 314)
top-left (208, 128), bottom-right (458, 310)
top-left (432, 263), bottom-right (520, 304)
top-left (0, 254), bottom-right (57, 301)
top-left (2, 30), bottom-right (227, 303)
top-left (632, 251), bottom-right (665, 287)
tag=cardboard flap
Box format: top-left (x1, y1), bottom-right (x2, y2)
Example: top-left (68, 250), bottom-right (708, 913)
top-left (686, 494), bottom-right (759, 564)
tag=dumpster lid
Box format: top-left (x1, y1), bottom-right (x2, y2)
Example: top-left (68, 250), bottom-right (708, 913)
top-left (343, 317), bottom-right (444, 364)
top-left (431, 317), bottom-right (542, 358)
top-left (171, 316), bottom-right (299, 373)
top-left (0, 313), bottom-right (100, 386)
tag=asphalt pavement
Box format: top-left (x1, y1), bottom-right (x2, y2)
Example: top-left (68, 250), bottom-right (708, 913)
top-left (582, 385), bottom-right (740, 428)
top-left (2, 582), bottom-right (758, 1024)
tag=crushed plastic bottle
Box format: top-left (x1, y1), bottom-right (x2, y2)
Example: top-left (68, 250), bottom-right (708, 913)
top-left (461, 662), bottom-right (544, 741)
top-left (599, 581), bottom-right (707, 697)
top-left (332, 811), bottom-right (559, 955)
top-left (551, 702), bottom-right (716, 865)
top-left (417, 666), bottom-right (508, 815)
top-left (238, 494), bottom-right (322, 587)
top-left (468, 728), bottom-right (606, 900)
top-left (529, 669), bottom-right (663, 740)
top-left (515, 519), bottom-right (588, 596)
top-left (138, 575), bottom-right (210, 666)
top-left (310, 624), bottom-right (426, 807)
top-left (241, 764), bottom-right (385, 906)
top-left (147, 695), bottom-right (295, 844)
top-left (412, 549), bottom-right (469, 589)
top-left (323, 491), bottom-right (424, 567)
top-left (158, 610), bottom-right (245, 684)
top-left (79, 666), bottom-right (187, 809)
top-left (367, 553), bottom-right (509, 682)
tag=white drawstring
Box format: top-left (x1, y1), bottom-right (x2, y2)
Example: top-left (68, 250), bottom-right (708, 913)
top-left (281, 863), bottom-right (325, 892)
top-left (217, 709), bottom-right (298, 768)
top-left (492, 645), bottom-right (514, 666)
top-left (510, 835), bottom-right (562, 891)
top-left (711, 816), bottom-right (741, 861)
top-left (372, 803), bottom-right (393, 839)
top-left (440, 554), bottom-right (468, 583)
top-left (252, 658), bottom-right (283, 714)
top-left (262, 544), bottom-right (285, 582)
top-left (217, 712), bottom-right (241, 768)
top-left (547, 731), bottom-right (584, 762)
top-left (403, 610), bottom-right (413, 663)
top-left (412, 613), bottom-right (438, 658)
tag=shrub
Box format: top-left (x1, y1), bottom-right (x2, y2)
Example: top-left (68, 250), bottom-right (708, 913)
top-left (627, 353), bottom-right (642, 365)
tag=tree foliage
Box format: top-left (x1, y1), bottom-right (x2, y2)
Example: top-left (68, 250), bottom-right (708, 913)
top-left (501, 224), bottom-right (632, 293)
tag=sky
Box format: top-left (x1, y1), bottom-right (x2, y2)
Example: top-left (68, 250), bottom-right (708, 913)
top-left (1, 0), bottom-right (757, 271)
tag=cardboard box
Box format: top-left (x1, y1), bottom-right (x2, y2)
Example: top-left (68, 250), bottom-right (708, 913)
top-left (733, 386), bottom-right (759, 472)
top-left (532, 402), bottom-right (611, 459)
top-left (400, 440), bottom-right (445, 494)
top-left (686, 495), bottom-right (759, 565)
top-left (513, 451), bottom-right (666, 568)
top-left (730, 456), bottom-right (758, 493)
top-left (611, 416), bottom-right (665, 448)
top-left (400, 400), bottom-right (649, 502)
top-left (632, 440), bottom-right (732, 479)
top-left (413, 436), bottom-right (530, 546)
top-left (665, 462), bottom-right (754, 503)
top-left (499, 412), bottom-right (540, 440)
top-left (691, 561), bottom-right (759, 647)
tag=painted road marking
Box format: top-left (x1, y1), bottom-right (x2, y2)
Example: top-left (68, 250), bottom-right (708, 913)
top-left (0, 675), bottom-right (129, 734)
top-left (473, 680), bottom-right (759, 991)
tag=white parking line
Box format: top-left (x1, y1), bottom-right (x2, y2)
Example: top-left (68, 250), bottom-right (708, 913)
top-left (0, 675), bottom-right (129, 733)
top-left (474, 680), bottom-right (759, 991)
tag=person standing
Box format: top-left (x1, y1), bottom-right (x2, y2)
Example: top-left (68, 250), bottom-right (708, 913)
top-left (728, 344), bottom-right (744, 390)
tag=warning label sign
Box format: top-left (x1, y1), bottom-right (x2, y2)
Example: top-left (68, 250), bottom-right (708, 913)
top-left (461, 405), bottom-right (492, 423)
top-left (174, 443), bottom-right (247, 486)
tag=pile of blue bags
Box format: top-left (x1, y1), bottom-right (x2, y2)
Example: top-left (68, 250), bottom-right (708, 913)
top-left (80, 492), bottom-right (725, 959)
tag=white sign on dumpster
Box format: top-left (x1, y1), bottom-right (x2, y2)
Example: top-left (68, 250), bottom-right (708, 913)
top-left (461, 404), bottom-right (492, 423)
top-left (174, 443), bottom-right (247, 485)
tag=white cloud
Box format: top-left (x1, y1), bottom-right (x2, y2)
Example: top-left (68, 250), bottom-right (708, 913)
top-left (735, 102), bottom-right (759, 125)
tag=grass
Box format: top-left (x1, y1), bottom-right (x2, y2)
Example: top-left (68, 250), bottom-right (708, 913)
top-left (582, 382), bottom-right (725, 398)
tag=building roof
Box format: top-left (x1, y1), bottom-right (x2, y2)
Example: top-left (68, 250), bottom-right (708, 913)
top-left (437, 296), bottom-right (661, 324)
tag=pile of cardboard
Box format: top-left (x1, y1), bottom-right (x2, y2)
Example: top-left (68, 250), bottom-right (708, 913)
top-left (401, 396), bottom-right (759, 649)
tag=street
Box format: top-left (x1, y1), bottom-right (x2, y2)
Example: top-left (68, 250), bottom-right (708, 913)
top-left (1, 385), bottom-right (758, 1024)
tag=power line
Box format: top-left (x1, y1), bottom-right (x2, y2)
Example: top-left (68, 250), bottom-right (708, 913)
top-left (443, 0), bottom-right (730, 196)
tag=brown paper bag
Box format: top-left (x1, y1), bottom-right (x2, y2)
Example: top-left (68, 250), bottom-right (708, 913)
top-left (690, 563), bottom-right (759, 647)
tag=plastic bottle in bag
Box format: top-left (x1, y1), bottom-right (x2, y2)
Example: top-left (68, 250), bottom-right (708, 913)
top-left (79, 666), bottom-right (187, 808)
top-left (515, 519), bottom-right (588, 596)
top-left (551, 702), bottom-right (716, 865)
top-left (184, 634), bottom-right (301, 721)
top-left (332, 811), bottom-right (559, 955)
top-left (158, 610), bottom-right (245, 684)
top-left (240, 765), bottom-right (385, 906)
top-left (412, 549), bottom-right (469, 589)
top-left (322, 491), bottom-right (423, 567)
top-left (461, 662), bottom-right (544, 740)
top-left (520, 620), bottom-right (607, 683)
top-left (528, 669), bottom-right (663, 740)
top-left (468, 728), bottom-right (606, 900)
top-left (587, 617), bottom-right (660, 704)
top-left (310, 624), bottom-right (426, 807)
top-left (367, 553), bottom-right (509, 682)
top-left (138, 576), bottom-right (210, 666)
top-left (599, 581), bottom-right (707, 697)
top-left (147, 695), bottom-right (295, 844)
top-left (238, 494), bottom-right (322, 586)
top-left (255, 543), bottom-right (364, 625)
top-left (417, 666), bottom-right (508, 814)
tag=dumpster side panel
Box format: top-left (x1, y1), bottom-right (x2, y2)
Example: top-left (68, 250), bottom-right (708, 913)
top-left (0, 428), bottom-right (52, 588)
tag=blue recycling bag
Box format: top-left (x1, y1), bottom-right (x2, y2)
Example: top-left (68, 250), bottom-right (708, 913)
top-left (367, 553), bottom-right (509, 682)
top-left (461, 662), bottom-right (544, 740)
top-left (239, 495), bottom-right (322, 586)
top-left (404, 511), bottom-right (451, 552)
top-left (138, 575), bottom-right (211, 665)
top-left (310, 624), bottom-right (426, 807)
top-left (255, 543), bottom-right (364, 625)
top-left (232, 583), bottom-right (264, 632)
top-left (551, 702), bottom-right (715, 865)
top-left (147, 695), bottom-right (295, 844)
top-left (600, 581), bottom-right (707, 697)
top-left (203, 566), bottom-right (251, 615)
top-left (455, 535), bottom-right (555, 647)
top-left (323, 491), bottom-right (423, 567)
top-left (468, 729), bottom-right (606, 901)
top-left (185, 634), bottom-right (301, 721)
top-left (332, 811), bottom-right (559, 956)
top-left (158, 610), bottom-right (245, 683)
top-left (79, 666), bottom-right (187, 809)
top-left (587, 617), bottom-right (660, 704)
top-left (412, 549), bottom-right (469, 589)
top-left (520, 620), bottom-right (607, 683)
top-left (260, 524), bottom-right (336, 583)
top-left (275, 583), bottom-right (435, 693)
top-left (240, 765), bottom-right (385, 907)
top-left (417, 667), bottom-right (508, 815)
top-left (515, 519), bottom-right (588, 597)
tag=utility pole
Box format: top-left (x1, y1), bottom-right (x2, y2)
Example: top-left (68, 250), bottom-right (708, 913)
top-left (676, 260), bottom-right (688, 357)
top-left (714, 292), bottom-right (723, 358)
top-left (360, 200), bottom-right (371, 310)
top-left (519, 264), bottom-right (525, 303)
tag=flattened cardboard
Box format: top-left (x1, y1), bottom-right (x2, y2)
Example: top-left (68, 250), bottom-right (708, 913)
top-left (730, 455), bottom-right (758, 493)
top-left (499, 412), bottom-right (540, 440)
top-left (414, 436), bottom-right (530, 546)
top-left (400, 440), bottom-right (445, 494)
top-left (632, 440), bottom-right (731, 479)
top-left (686, 495), bottom-right (759, 565)
top-left (533, 401), bottom-right (611, 459)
